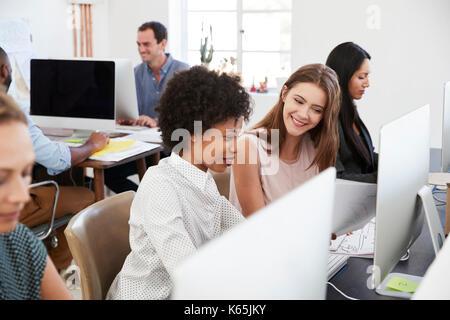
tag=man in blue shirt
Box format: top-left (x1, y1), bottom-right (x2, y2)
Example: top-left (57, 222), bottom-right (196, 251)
top-left (0, 47), bottom-right (109, 269)
top-left (0, 48), bottom-right (109, 175)
top-left (120, 21), bottom-right (189, 127)
top-left (106, 22), bottom-right (189, 193)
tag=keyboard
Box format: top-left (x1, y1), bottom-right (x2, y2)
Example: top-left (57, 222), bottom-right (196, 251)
top-left (115, 125), bottom-right (149, 132)
top-left (327, 254), bottom-right (349, 280)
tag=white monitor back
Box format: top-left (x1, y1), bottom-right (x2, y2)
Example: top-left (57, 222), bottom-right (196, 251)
top-left (114, 59), bottom-right (139, 121)
top-left (413, 237), bottom-right (450, 299)
top-left (442, 81), bottom-right (450, 172)
top-left (373, 105), bottom-right (430, 287)
top-left (172, 167), bottom-right (336, 300)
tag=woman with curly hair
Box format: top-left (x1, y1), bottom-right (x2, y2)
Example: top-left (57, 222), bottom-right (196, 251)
top-left (229, 64), bottom-right (341, 217)
top-left (107, 66), bottom-right (252, 300)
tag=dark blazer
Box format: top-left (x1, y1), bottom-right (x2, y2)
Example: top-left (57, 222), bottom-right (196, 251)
top-left (336, 119), bottom-right (378, 183)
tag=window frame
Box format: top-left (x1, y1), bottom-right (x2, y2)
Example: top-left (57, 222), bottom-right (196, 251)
top-left (184, 0), bottom-right (292, 88)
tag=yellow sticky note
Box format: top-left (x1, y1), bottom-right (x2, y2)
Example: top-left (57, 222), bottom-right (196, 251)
top-left (386, 276), bottom-right (419, 293)
top-left (66, 138), bottom-right (83, 143)
top-left (92, 140), bottom-right (136, 157)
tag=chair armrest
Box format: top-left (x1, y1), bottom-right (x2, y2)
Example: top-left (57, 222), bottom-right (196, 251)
top-left (29, 180), bottom-right (60, 240)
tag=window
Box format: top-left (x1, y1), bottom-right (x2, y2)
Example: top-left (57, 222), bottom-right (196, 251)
top-left (186, 0), bottom-right (292, 88)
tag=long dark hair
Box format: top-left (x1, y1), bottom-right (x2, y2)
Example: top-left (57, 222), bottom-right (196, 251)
top-left (326, 42), bottom-right (372, 168)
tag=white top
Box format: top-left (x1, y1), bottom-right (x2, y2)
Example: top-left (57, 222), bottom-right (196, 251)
top-left (106, 153), bottom-right (244, 300)
top-left (229, 132), bottom-right (319, 211)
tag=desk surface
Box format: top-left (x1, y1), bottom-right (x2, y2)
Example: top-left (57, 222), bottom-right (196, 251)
top-left (326, 212), bottom-right (440, 300)
top-left (76, 146), bottom-right (163, 169)
top-left (327, 148), bottom-right (446, 300)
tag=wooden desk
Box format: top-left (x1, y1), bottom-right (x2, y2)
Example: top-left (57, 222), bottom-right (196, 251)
top-left (76, 146), bottom-right (163, 201)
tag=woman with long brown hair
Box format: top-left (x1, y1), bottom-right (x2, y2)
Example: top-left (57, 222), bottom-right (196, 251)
top-left (229, 64), bottom-right (341, 217)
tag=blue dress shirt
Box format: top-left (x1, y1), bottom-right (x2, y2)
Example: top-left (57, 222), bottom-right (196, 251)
top-left (18, 100), bottom-right (72, 176)
top-left (134, 53), bottom-right (189, 119)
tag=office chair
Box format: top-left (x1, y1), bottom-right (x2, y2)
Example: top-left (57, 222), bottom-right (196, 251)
top-left (209, 167), bottom-right (231, 199)
top-left (64, 191), bottom-right (135, 300)
top-left (29, 180), bottom-right (74, 248)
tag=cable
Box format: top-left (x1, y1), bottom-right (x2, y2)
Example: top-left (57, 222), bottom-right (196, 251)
top-left (435, 185), bottom-right (448, 191)
top-left (69, 167), bottom-right (77, 187)
top-left (431, 187), bottom-right (447, 205)
top-left (433, 195), bottom-right (446, 204)
top-left (432, 193), bottom-right (447, 205)
top-left (326, 282), bottom-right (359, 300)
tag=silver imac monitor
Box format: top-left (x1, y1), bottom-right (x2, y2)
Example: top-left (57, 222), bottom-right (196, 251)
top-left (172, 167), bottom-right (336, 300)
top-left (114, 58), bottom-right (139, 121)
top-left (442, 81), bottom-right (450, 173)
top-left (30, 58), bottom-right (116, 131)
top-left (413, 233), bottom-right (450, 299)
top-left (371, 104), bottom-right (430, 298)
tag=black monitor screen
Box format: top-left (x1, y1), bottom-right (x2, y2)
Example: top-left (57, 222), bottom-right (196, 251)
top-left (30, 59), bottom-right (115, 119)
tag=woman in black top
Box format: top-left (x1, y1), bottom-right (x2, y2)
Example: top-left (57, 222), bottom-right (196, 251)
top-left (326, 42), bottom-right (377, 183)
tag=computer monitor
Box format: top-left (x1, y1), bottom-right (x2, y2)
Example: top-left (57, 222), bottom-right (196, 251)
top-left (30, 58), bottom-right (139, 132)
top-left (30, 58), bottom-right (116, 131)
top-left (441, 81), bottom-right (450, 173)
top-left (412, 235), bottom-right (450, 300)
top-left (370, 104), bottom-right (430, 298)
top-left (171, 167), bottom-right (337, 300)
top-left (114, 58), bottom-right (139, 122)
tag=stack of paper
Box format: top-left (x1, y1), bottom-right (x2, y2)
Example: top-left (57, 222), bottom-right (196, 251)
top-left (91, 139), bottom-right (136, 157)
top-left (125, 128), bottom-right (163, 144)
top-left (89, 137), bottom-right (160, 162)
top-left (330, 217), bottom-right (375, 258)
top-left (114, 127), bottom-right (163, 144)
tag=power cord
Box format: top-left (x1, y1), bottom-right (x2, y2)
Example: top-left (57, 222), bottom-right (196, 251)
top-left (431, 185), bottom-right (447, 206)
top-left (326, 282), bottom-right (359, 300)
top-left (69, 167), bottom-right (77, 187)
top-left (432, 194), bottom-right (447, 206)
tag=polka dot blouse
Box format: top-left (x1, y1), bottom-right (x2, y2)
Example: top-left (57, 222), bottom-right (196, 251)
top-left (0, 223), bottom-right (47, 300)
top-left (107, 153), bottom-right (244, 300)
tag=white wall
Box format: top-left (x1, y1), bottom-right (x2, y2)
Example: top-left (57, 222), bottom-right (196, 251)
top-left (292, 0), bottom-right (450, 149)
top-left (0, 0), bottom-right (174, 67)
top-left (0, 0), bottom-right (110, 59)
top-left (107, 0), bottom-right (170, 66)
top-left (2, 0), bottom-right (448, 149)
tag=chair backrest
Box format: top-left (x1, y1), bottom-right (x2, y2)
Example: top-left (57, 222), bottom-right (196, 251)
top-left (64, 191), bottom-right (135, 300)
top-left (209, 167), bottom-right (231, 199)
